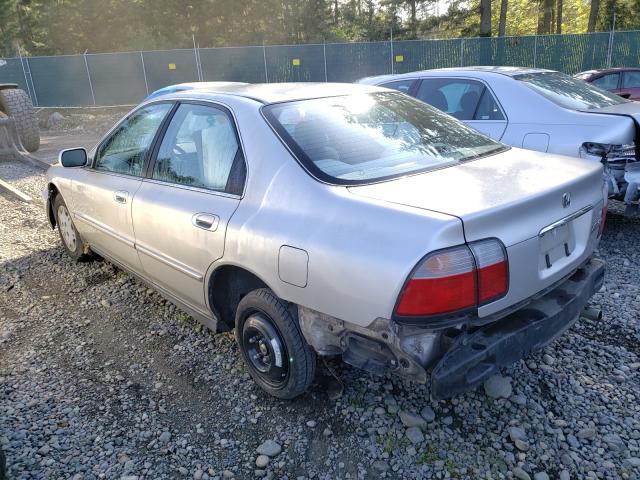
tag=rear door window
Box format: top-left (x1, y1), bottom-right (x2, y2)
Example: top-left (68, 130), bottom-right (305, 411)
top-left (592, 73), bottom-right (620, 90)
top-left (415, 78), bottom-right (503, 120)
top-left (380, 79), bottom-right (415, 94)
top-left (622, 71), bottom-right (640, 88)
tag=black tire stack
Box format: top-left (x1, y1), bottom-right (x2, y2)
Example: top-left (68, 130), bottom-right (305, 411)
top-left (0, 87), bottom-right (40, 152)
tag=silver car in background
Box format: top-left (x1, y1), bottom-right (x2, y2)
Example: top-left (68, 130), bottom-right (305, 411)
top-left (44, 83), bottom-right (606, 400)
top-left (359, 67), bottom-right (640, 213)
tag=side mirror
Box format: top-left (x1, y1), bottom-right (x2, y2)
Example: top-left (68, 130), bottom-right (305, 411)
top-left (59, 148), bottom-right (87, 167)
top-left (618, 92), bottom-right (632, 99)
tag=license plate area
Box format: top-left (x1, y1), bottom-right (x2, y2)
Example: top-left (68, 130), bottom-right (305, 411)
top-left (539, 221), bottom-right (576, 269)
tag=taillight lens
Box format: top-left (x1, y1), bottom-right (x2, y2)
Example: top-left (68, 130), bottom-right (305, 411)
top-left (470, 239), bottom-right (509, 304)
top-left (395, 239), bottom-right (508, 318)
top-left (395, 247), bottom-right (476, 316)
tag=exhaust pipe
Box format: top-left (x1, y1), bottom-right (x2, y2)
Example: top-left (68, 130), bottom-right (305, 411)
top-left (581, 307), bottom-right (603, 321)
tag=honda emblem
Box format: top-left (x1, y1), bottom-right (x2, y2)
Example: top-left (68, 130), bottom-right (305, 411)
top-left (562, 192), bottom-right (571, 208)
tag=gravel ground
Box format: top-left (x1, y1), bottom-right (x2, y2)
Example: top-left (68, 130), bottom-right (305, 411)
top-left (0, 160), bottom-right (639, 480)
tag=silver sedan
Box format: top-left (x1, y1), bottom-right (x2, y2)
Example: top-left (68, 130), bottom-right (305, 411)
top-left (358, 67), bottom-right (640, 213)
top-left (44, 83), bottom-right (606, 399)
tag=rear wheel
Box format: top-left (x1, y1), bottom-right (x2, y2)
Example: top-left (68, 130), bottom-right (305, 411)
top-left (235, 289), bottom-right (316, 399)
top-left (53, 194), bottom-right (91, 261)
top-left (0, 88), bottom-right (39, 152)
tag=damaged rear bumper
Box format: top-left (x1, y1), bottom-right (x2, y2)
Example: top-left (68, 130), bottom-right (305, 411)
top-left (430, 257), bottom-right (605, 400)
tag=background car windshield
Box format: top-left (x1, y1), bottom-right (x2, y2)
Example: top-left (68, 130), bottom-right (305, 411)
top-left (264, 92), bottom-right (506, 185)
top-left (515, 71), bottom-right (628, 110)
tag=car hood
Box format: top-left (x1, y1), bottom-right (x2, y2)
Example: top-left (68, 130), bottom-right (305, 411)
top-left (348, 147), bottom-right (604, 247)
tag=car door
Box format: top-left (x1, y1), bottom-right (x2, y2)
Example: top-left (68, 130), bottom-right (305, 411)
top-left (71, 102), bottom-right (173, 272)
top-left (413, 77), bottom-right (507, 140)
top-left (619, 71), bottom-right (640, 100)
top-left (132, 102), bottom-right (246, 312)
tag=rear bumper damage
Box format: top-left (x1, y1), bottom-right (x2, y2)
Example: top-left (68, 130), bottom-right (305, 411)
top-left (430, 257), bottom-right (605, 399)
top-left (299, 257), bottom-right (605, 399)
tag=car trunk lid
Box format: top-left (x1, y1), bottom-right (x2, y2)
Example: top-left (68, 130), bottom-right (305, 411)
top-left (348, 147), bottom-right (605, 316)
top-left (585, 101), bottom-right (640, 124)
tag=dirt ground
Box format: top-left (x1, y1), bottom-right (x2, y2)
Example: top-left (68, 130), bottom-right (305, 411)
top-left (33, 107), bottom-right (130, 164)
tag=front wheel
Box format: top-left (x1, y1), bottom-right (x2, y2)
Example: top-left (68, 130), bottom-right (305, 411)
top-left (235, 289), bottom-right (316, 399)
top-left (53, 194), bottom-right (92, 261)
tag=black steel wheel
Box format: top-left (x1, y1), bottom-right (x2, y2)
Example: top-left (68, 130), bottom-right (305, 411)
top-left (236, 289), bottom-right (316, 399)
top-left (242, 312), bottom-right (290, 388)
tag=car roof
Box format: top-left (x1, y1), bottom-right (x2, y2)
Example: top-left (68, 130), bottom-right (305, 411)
top-left (154, 82), bottom-right (388, 104)
top-left (358, 66), bottom-right (555, 84)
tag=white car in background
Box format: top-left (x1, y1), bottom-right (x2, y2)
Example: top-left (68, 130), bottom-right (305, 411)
top-left (359, 67), bottom-right (640, 214)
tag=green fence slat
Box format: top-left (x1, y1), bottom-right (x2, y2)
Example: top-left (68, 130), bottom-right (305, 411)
top-left (141, 50), bottom-right (199, 93)
top-left (0, 58), bottom-right (30, 94)
top-left (87, 52), bottom-right (148, 105)
top-left (393, 39), bottom-right (463, 73)
top-left (611, 31), bottom-right (640, 68)
top-left (325, 42), bottom-right (392, 82)
top-left (5, 31), bottom-right (640, 107)
top-left (199, 46), bottom-right (266, 83)
top-left (535, 32), bottom-right (610, 73)
top-left (28, 55), bottom-right (93, 107)
top-left (265, 44), bottom-right (325, 82)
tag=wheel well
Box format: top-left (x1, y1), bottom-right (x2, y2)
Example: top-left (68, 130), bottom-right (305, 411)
top-left (208, 266), bottom-right (269, 329)
top-left (47, 183), bottom-right (60, 228)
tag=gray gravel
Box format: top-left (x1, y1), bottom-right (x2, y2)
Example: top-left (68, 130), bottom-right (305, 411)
top-left (0, 160), bottom-right (639, 480)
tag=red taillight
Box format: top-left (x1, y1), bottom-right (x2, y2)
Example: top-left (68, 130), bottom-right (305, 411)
top-left (470, 239), bottom-right (509, 304)
top-left (395, 248), bottom-right (476, 316)
top-left (395, 239), bottom-right (508, 318)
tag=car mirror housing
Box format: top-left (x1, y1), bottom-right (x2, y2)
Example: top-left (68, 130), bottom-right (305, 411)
top-left (59, 148), bottom-right (88, 167)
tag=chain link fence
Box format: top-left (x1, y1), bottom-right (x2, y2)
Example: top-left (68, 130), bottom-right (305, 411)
top-left (2, 30), bottom-right (639, 108)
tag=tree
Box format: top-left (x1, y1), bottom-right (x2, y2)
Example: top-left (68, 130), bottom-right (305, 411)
top-left (538, 0), bottom-right (554, 33)
top-left (588, 0), bottom-right (600, 31)
top-left (556, 0), bottom-right (563, 32)
top-left (498, 0), bottom-right (508, 36)
top-left (479, 0), bottom-right (491, 36)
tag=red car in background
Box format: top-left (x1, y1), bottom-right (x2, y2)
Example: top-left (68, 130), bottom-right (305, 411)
top-left (575, 67), bottom-right (640, 100)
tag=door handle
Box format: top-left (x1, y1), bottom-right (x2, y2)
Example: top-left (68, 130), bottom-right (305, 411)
top-left (113, 191), bottom-right (128, 204)
top-left (192, 213), bottom-right (219, 231)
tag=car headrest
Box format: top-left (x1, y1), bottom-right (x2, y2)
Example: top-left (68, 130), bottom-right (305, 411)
top-left (460, 90), bottom-right (480, 116)
top-left (424, 90), bottom-right (448, 111)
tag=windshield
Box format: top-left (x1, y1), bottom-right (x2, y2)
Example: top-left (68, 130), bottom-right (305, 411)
top-left (515, 71), bottom-right (628, 110)
top-left (263, 92), bottom-right (507, 185)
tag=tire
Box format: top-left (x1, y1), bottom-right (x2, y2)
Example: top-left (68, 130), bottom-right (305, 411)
top-left (0, 88), bottom-right (40, 152)
top-left (53, 194), bottom-right (91, 261)
top-left (235, 289), bottom-right (316, 399)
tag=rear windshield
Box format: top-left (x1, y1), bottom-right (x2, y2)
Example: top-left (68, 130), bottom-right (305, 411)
top-left (263, 92), bottom-right (507, 185)
top-left (515, 71), bottom-right (628, 110)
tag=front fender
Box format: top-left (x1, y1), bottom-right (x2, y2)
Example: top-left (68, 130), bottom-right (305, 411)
top-left (42, 181), bottom-right (61, 229)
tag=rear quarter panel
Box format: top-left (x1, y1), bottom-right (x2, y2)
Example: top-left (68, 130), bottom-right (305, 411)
top-left (211, 99), bottom-right (466, 328)
top-left (491, 76), bottom-right (636, 156)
